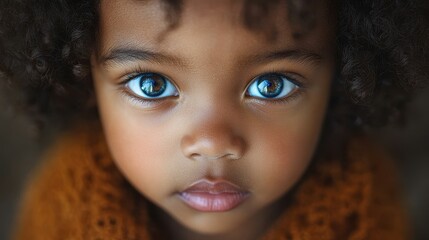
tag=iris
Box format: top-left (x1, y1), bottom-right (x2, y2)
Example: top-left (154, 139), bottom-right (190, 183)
top-left (140, 73), bottom-right (167, 97)
top-left (256, 74), bottom-right (284, 98)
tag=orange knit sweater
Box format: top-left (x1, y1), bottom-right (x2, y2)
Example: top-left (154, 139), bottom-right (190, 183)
top-left (13, 123), bottom-right (409, 239)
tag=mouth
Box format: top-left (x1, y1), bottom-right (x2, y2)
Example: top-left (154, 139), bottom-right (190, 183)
top-left (178, 179), bottom-right (250, 212)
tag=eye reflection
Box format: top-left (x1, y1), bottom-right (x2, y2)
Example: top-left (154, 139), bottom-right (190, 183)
top-left (126, 73), bottom-right (178, 99)
top-left (246, 73), bottom-right (298, 99)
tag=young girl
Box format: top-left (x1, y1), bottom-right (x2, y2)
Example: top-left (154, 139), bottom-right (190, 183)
top-left (1, 0), bottom-right (428, 239)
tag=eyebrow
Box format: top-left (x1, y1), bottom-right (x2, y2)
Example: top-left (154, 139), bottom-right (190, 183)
top-left (100, 47), bottom-right (187, 67)
top-left (244, 49), bottom-right (323, 66)
top-left (100, 46), bottom-right (322, 68)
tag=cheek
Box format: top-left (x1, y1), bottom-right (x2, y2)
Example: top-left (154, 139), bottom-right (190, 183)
top-left (250, 131), bottom-right (314, 202)
top-left (249, 101), bottom-right (328, 202)
top-left (96, 95), bottom-right (177, 200)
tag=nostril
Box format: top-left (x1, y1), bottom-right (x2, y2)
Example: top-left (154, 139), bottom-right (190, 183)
top-left (188, 153), bottom-right (223, 161)
top-left (226, 153), bottom-right (241, 160)
top-left (189, 153), bottom-right (202, 160)
top-left (188, 153), bottom-right (241, 161)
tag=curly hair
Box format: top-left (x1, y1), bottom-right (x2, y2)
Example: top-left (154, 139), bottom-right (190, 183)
top-left (0, 0), bottom-right (428, 134)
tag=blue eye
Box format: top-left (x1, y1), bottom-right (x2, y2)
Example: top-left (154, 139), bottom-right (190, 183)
top-left (126, 73), bottom-right (178, 99)
top-left (246, 73), bottom-right (298, 99)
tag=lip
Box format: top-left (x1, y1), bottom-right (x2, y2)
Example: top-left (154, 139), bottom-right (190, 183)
top-left (178, 179), bottom-right (250, 212)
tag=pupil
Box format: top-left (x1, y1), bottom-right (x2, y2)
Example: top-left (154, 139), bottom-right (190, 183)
top-left (140, 74), bottom-right (167, 97)
top-left (257, 75), bottom-right (283, 98)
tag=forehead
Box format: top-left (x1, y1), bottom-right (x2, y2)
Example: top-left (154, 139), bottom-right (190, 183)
top-left (97, 0), bottom-right (335, 60)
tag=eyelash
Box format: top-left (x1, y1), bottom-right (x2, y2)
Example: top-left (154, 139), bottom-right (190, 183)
top-left (247, 88), bottom-right (304, 106)
top-left (118, 88), bottom-right (158, 107)
top-left (117, 67), bottom-right (306, 106)
top-left (119, 66), bottom-right (163, 85)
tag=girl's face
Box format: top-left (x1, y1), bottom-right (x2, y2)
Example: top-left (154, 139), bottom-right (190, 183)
top-left (92, 0), bottom-right (335, 238)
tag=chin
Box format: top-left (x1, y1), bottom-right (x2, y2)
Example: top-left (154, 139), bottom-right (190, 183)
top-left (173, 210), bottom-right (245, 235)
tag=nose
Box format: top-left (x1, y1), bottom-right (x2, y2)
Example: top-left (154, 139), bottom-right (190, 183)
top-left (181, 121), bottom-right (246, 161)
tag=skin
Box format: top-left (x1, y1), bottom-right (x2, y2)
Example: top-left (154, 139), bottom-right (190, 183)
top-left (91, 0), bottom-right (336, 239)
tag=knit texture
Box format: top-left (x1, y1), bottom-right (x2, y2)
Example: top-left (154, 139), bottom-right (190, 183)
top-left (13, 122), bottom-right (409, 239)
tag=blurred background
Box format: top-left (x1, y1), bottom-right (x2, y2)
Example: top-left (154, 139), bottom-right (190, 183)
top-left (1, 85), bottom-right (428, 239)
